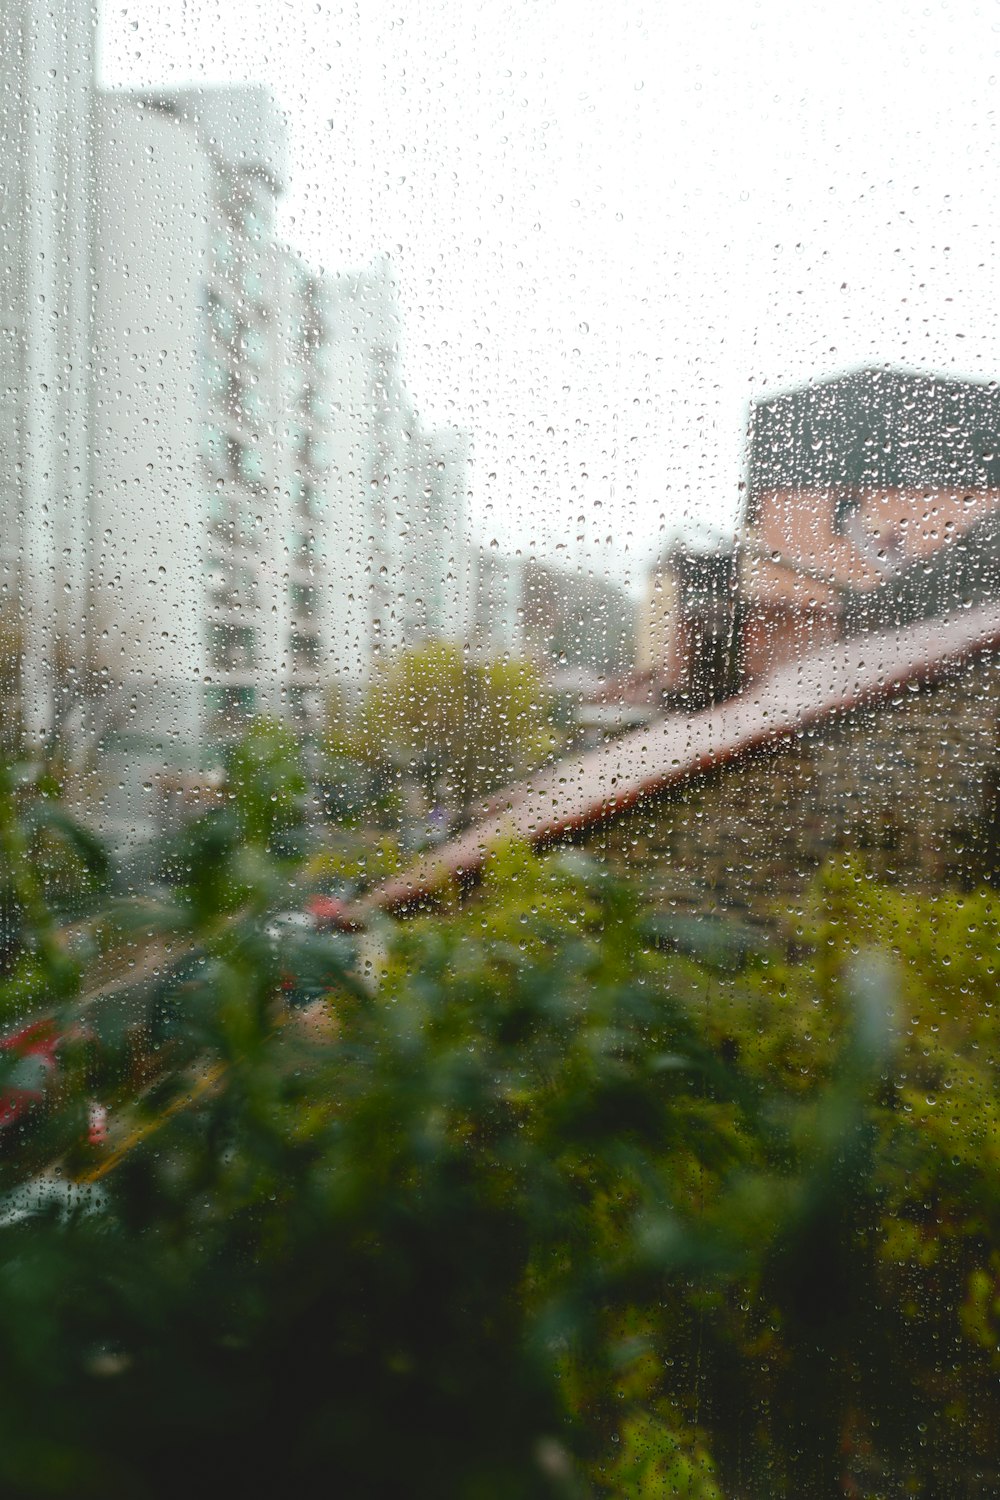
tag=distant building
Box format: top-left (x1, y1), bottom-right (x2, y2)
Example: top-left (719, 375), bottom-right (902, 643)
top-left (637, 368), bottom-right (1000, 706)
top-left (83, 83), bottom-right (361, 855)
top-left (465, 548), bottom-right (637, 685)
top-left (636, 542), bottom-right (741, 709)
top-left (0, 0), bottom-right (96, 743)
top-left (321, 258), bottom-right (472, 680)
top-left (741, 366), bottom-right (1000, 679)
top-left (467, 549), bottom-right (525, 661)
top-left (0, 15), bottom-right (478, 853)
top-left (519, 557), bottom-right (635, 679)
top-left (635, 551), bottom-right (680, 681)
top-left (92, 99), bottom-right (477, 850)
top-left (93, 85), bottom-right (355, 755)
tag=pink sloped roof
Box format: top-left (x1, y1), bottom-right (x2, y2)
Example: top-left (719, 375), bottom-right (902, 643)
top-left (365, 603), bottom-right (1000, 914)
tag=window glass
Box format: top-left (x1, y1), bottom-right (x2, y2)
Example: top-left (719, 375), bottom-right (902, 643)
top-left (0, 3), bottom-right (997, 1496)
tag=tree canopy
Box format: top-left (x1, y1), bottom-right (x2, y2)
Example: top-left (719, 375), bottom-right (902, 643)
top-left (359, 640), bottom-right (559, 812)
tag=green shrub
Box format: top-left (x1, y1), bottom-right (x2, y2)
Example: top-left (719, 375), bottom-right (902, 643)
top-left (0, 749), bottom-right (998, 1498)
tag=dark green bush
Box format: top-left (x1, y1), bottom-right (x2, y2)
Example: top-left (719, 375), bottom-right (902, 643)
top-left (0, 738), bottom-right (997, 1498)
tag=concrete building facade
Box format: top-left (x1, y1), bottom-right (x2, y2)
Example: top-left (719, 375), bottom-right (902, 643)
top-left (635, 542), bottom-right (741, 708)
top-left (741, 367), bottom-right (1000, 680)
top-left (2, 17), bottom-right (478, 842)
top-left (635, 369), bottom-right (1000, 706)
top-left (467, 548), bottom-right (525, 661)
top-left (84, 83), bottom-right (355, 848)
top-left (321, 258), bottom-right (472, 683)
top-left (0, 0), bottom-right (96, 745)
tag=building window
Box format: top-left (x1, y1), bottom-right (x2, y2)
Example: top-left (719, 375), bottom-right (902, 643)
top-left (207, 486), bottom-right (228, 523)
top-left (289, 629), bottom-right (320, 668)
top-left (207, 291), bottom-right (237, 344)
top-left (308, 437), bottom-right (331, 473)
top-left (211, 233), bottom-right (232, 272)
top-left (290, 581), bottom-right (316, 618)
top-left (202, 354), bottom-right (228, 400)
top-left (201, 424), bottom-right (226, 478)
top-left (242, 328), bottom-right (268, 368)
top-left (205, 683), bottom-right (255, 732)
top-left (288, 530), bottom-right (315, 566)
top-left (208, 621), bottom-right (256, 672)
top-left (833, 491), bottom-right (861, 535)
top-left (240, 446), bottom-right (266, 487)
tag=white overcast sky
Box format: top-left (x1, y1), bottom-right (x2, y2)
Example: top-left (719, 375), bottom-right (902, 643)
top-left (101, 0), bottom-right (1000, 592)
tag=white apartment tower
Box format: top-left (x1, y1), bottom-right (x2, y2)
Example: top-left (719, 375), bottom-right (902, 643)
top-left (1, 25), bottom-right (476, 844)
top-left (92, 85), bottom-right (341, 765)
top-left (0, 0), bottom-right (95, 744)
top-left (93, 94), bottom-right (472, 761)
top-left (321, 258), bottom-right (472, 680)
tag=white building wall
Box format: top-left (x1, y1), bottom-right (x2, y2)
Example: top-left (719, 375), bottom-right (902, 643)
top-left (94, 85), bottom-right (339, 761)
top-left (269, 254), bottom-right (339, 730)
top-left (319, 259), bottom-right (404, 682)
top-left (2, 30), bottom-right (477, 809)
top-left (468, 549), bottom-right (525, 660)
top-left (429, 426), bottom-right (472, 643)
top-left (0, 0), bottom-right (95, 742)
top-left (318, 260), bottom-right (473, 679)
top-left (91, 94), bottom-right (212, 757)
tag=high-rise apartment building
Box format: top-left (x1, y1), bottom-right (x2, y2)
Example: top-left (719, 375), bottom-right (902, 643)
top-left (742, 367), bottom-right (1000, 678)
top-left (467, 549), bottom-right (525, 661)
top-left (92, 85), bottom-right (342, 765)
top-left (93, 92), bottom-right (472, 776)
top-left (0, 0), bottom-right (95, 745)
top-left (321, 259), bottom-right (471, 681)
top-left (2, 18), bottom-right (476, 847)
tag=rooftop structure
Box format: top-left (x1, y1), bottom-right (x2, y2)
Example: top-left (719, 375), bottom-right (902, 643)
top-left (747, 366), bottom-right (1000, 511)
top-left (365, 601), bottom-right (1000, 914)
top-left (635, 542), bottom-right (741, 708)
top-left (741, 367), bottom-right (1000, 679)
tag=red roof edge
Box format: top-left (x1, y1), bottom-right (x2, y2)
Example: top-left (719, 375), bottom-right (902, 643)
top-left (362, 604), bottom-right (1000, 916)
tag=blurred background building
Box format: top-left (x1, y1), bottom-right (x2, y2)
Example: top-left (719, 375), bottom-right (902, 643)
top-left (0, 0), bottom-right (96, 746)
top-left (467, 549), bottom-right (524, 661)
top-left (465, 548), bottom-right (635, 681)
top-left (635, 367), bottom-right (1000, 711)
top-left (635, 542), bottom-right (741, 710)
top-left (0, 3), bottom-right (476, 847)
top-left (321, 257), bottom-right (471, 681)
top-left (94, 92), bottom-right (472, 761)
top-left (740, 367), bottom-right (1000, 678)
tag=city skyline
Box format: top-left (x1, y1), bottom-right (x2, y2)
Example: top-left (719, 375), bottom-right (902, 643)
top-left (0, 0), bottom-right (481, 854)
top-left (101, 0), bottom-right (1000, 590)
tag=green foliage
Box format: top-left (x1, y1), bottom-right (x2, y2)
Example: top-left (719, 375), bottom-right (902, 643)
top-left (0, 759), bottom-right (105, 1013)
top-left (1, 757), bottom-right (1000, 1497)
top-left (415, 848), bottom-right (905, 1500)
top-left (223, 715), bottom-right (309, 848)
top-left (318, 677), bottom-right (360, 761)
top-left (360, 640), bottom-right (559, 812)
top-left (153, 718), bottom-right (313, 925)
top-left (729, 862), bottom-right (1000, 1492)
top-left (304, 830), bottom-right (404, 890)
top-left (313, 682), bottom-right (397, 828)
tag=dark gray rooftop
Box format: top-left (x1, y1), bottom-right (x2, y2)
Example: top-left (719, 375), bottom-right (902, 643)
top-left (747, 367), bottom-right (1000, 517)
